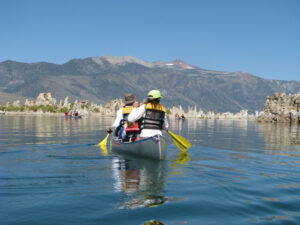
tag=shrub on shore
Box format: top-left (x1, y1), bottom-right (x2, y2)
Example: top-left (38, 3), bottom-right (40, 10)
top-left (0, 105), bottom-right (62, 113)
top-left (0, 104), bottom-right (98, 114)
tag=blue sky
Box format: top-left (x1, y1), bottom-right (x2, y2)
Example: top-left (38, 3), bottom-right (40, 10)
top-left (1, 0), bottom-right (299, 81)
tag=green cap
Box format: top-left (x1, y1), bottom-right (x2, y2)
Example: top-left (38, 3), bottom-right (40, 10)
top-left (147, 90), bottom-right (162, 99)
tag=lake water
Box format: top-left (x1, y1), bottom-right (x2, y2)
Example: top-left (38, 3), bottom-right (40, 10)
top-left (0, 115), bottom-right (300, 225)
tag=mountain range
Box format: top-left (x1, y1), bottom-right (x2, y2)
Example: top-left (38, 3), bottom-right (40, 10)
top-left (0, 55), bottom-right (300, 113)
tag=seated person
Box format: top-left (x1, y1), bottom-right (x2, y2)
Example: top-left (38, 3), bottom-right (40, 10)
top-left (128, 90), bottom-right (168, 139)
top-left (106, 93), bottom-right (139, 141)
top-left (123, 122), bottom-right (140, 142)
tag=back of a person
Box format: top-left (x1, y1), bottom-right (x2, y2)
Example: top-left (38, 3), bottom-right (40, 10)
top-left (140, 102), bottom-right (165, 132)
top-left (118, 104), bottom-right (136, 139)
top-left (128, 90), bottom-right (169, 138)
top-left (107, 93), bottom-right (139, 140)
top-left (138, 91), bottom-right (168, 138)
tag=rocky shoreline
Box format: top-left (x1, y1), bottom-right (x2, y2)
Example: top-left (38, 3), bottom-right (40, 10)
top-left (257, 92), bottom-right (300, 123)
top-left (1, 92), bottom-right (300, 122)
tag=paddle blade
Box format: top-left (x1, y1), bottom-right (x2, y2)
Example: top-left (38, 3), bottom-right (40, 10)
top-left (167, 130), bottom-right (191, 151)
top-left (99, 145), bottom-right (109, 156)
top-left (97, 133), bottom-right (110, 146)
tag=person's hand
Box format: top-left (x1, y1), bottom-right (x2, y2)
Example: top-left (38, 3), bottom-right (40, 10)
top-left (133, 101), bottom-right (139, 108)
top-left (106, 128), bottom-right (112, 134)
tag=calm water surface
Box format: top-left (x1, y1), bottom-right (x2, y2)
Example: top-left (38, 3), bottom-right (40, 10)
top-left (0, 115), bottom-right (300, 225)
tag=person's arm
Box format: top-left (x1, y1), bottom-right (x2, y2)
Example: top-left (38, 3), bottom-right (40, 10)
top-left (111, 108), bottom-right (123, 129)
top-left (163, 113), bottom-right (169, 130)
top-left (128, 104), bottom-right (146, 122)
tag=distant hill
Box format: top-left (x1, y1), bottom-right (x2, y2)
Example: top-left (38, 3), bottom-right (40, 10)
top-left (0, 91), bottom-right (28, 105)
top-left (0, 55), bottom-right (299, 113)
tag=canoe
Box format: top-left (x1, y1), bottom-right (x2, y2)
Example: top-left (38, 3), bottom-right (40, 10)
top-left (111, 135), bottom-right (167, 160)
top-left (65, 115), bottom-right (82, 119)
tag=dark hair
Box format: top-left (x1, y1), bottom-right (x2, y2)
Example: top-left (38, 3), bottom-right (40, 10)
top-left (145, 98), bottom-right (160, 110)
top-left (146, 98), bottom-right (160, 104)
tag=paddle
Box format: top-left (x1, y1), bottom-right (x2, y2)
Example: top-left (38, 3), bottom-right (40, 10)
top-left (99, 144), bottom-right (109, 156)
top-left (97, 133), bottom-right (110, 146)
top-left (166, 130), bottom-right (191, 151)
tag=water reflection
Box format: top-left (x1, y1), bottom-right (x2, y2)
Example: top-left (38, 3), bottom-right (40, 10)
top-left (173, 151), bottom-right (191, 165)
top-left (98, 139), bottom-right (190, 209)
top-left (2, 115), bottom-right (299, 224)
top-left (185, 119), bottom-right (249, 133)
top-left (111, 153), bottom-right (168, 209)
top-left (169, 118), bottom-right (185, 131)
top-left (257, 122), bottom-right (300, 147)
top-left (257, 123), bottom-right (300, 160)
top-left (0, 115), bottom-right (115, 145)
top-left (182, 119), bottom-right (260, 152)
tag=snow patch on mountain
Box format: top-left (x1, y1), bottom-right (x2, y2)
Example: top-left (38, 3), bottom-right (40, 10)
top-left (92, 56), bottom-right (197, 70)
top-left (92, 55), bottom-right (153, 68)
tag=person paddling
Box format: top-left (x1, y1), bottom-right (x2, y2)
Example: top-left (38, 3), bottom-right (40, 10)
top-left (128, 90), bottom-right (169, 138)
top-left (106, 93), bottom-right (139, 141)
